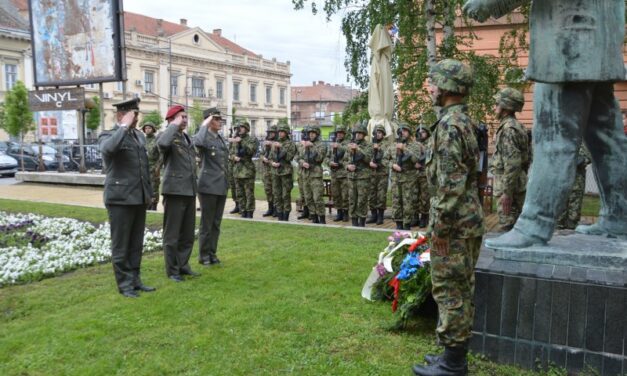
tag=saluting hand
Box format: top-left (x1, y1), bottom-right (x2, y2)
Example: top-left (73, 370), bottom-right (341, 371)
top-left (120, 112), bottom-right (136, 128)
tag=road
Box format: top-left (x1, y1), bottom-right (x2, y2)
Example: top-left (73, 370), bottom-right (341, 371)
top-left (0, 176), bottom-right (17, 186)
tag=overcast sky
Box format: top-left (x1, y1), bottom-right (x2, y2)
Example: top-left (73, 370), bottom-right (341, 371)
top-left (124, 0), bottom-right (353, 87)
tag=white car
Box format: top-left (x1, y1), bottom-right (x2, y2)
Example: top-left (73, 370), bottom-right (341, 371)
top-left (0, 151), bottom-right (18, 177)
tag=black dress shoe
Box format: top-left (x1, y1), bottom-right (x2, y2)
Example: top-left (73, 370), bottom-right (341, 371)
top-left (121, 290), bottom-right (140, 298)
top-left (169, 275), bottom-right (184, 282)
top-left (210, 257), bottom-right (221, 265)
top-left (134, 285), bottom-right (156, 292)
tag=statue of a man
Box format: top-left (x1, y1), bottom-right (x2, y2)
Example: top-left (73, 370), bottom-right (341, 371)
top-left (463, 0), bottom-right (627, 248)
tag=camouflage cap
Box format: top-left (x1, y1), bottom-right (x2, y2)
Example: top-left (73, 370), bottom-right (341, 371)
top-left (429, 59), bottom-right (473, 95)
top-left (278, 124), bottom-right (291, 133)
top-left (308, 125), bottom-right (321, 135)
top-left (266, 125), bottom-right (278, 133)
top-left (353, 123), bottom-right (368, 135)
top-left (335, 124), bottom-right (348, 133)
top-left (373, 125), bottom-right (387, 135)
top-left (397, 123), bottom-right (412, 132)
top-left (141, 122), bottom-right (157, 131)
top-left (494, 87), bottom-right (524, 113)
top-left (238, 121), bottom-right (251, 131)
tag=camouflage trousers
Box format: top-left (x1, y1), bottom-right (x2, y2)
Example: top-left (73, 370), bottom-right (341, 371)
top-left (149, 168), bottom-right (160, 211)
top-left (348, 178), bottom-right (370, 219)
top-left (272, 174), bottom-right (293, 214)
top-left (228, 164), bottom-right (238, 205)
top-left (235, 178), bottom-right (255, 212)
top-left (303, 175), bottom-right (326, 216)
top-left (558, 171), bottom-right (586, 229)
top-left (262, 168), bottom-right (274, 207)
top-left (495, 190), bottom-right (526, 230)
top-left (297, 171), bottom-right (307, 208)
top-left (368, 174), bottom-right (388, 210)
top-left (330, 176), bottom-right (349, 210)
top-left (392, 178), bottom-right (417, 225)
top-left (431, 236), bottom-right (482, 347)
top-left (415, 176), bottom-right (429, 215)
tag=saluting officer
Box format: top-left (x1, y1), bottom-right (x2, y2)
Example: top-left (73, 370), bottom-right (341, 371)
top-left (194, 108), bottom-right (229, 266)
top-left (98, 98), bottom-right (155, 298)
top-left (158, 105), bottom-right (199, 282)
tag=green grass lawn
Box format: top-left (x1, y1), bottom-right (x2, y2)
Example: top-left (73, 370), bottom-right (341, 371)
top-left (0, 199), bottom-right (551, 376)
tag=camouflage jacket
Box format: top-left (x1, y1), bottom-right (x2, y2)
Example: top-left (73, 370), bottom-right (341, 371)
top-left (326, 137), bottom-right (350, 179)
top-left (575, 145), bottom-right (591, 174)
top-left (388, 139), bottom-right (424, 183)
top-left (415, 139), bottom-right (428, 178)
top-left (298, 139), bottom-right (327, 178)
top-left (145, 133), bottom-right (162, 176)
top-left (232, 134), bottom-right (258, 179)
top-left (260, 138), bottom-right (276, 176)
top-left (343, 138), bottom-right (373, 180)
top-left (269, 137), bottom-right (297, 176)
top-left (490, 115), bottom-right (529, 196)
top-left (426, 103), bottom-right (485, 239)
top-left (370, 138), bottom-right (391, 177)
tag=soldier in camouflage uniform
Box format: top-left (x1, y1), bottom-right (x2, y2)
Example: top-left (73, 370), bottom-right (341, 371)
top-left (298, 125), bottom-right (328, 224)
top-left (389, 124), bottom-right (424, 230)
top-left (415, 125), bottom-right (431, 228)
top-left (296, 126), bottom-right (311, 220)
top-left (327, 125), bottom-right (350, 222)
top-left (490, 87), bottom-right (530, 232)
top-left (344, 123), bottom-right (373, 227)
top-left (270, 124), bottom-right (297, 221)
top-left (227, 125), bottom-right (240, 214)
top-left (557, 145), bottom-right (591, 229)
top-left (366, 125), bottom-right (390, 225)
top-left (142, 122), bottom-right (161, 211)
top-left (232, 121), bottom-right (259, 218)
top-left (412, 59), bottom-right (485, 376)
top-left (261, 125), bottom-right (278, 217)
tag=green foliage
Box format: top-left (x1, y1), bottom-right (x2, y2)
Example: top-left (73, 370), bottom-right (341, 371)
top-left (342, 91), bottom-right (369, 127)
top-left (188, 101), bottom-right (204, 135)
top-left (3, 81), bottom-right (33, 138)
top-left (0, 103), bottom-right (6, 132)
top-left (277, 117), bottom-right (289, 126)
top-left (293, 1), bottom-right (528, 126)
top-left (85, 96), bottom-right (101, 131)
top-left (140, 110), bottom-right (164, 130)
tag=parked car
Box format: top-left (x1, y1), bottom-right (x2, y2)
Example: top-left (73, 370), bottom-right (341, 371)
top-left (6, 143), bottom-right (70, 171)
top-left (0, 151), bottom-right (18, 177)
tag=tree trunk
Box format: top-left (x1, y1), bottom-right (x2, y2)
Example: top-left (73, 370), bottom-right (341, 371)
top-left (442, 1), bottom-right (456, 57)
top-left (19, 132), bottom-right (24, 172)
top-left (425, 0), bottom-right (437, 68)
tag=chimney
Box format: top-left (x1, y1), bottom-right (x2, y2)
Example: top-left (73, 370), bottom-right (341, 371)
top-left (213, 29), bottom-right (222, 37)
top-left (180, 18), bottom-right (188, 26)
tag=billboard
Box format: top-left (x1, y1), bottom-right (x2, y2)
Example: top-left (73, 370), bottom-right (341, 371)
top-left (28, 0), bottom-right (126, 86)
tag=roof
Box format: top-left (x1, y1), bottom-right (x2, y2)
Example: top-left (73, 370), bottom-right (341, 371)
top-left (123, 11), bottom-right (258, 56)
top-left (0, 0), bottom-right (28, 31)
top-left (292, 81), bottom-right (361, 103)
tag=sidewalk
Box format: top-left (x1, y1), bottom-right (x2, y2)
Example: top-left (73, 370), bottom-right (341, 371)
top-left (0, 182), bottom-right (501, 232)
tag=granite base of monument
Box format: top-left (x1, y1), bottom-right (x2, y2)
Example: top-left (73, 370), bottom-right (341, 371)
top-left (471, 232), bottom-right (626, 376)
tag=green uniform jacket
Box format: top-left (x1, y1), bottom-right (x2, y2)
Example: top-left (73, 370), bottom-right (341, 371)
top-left (298, 139), bottom-right (327, 178)
top-left (99, 125), bottom-right (152, 205)
top-left (490, 115), bottom-right (529, 197)
top-left (270, 137), bottom-right (297, 176)
top-left (426, 104), bottom-right (485, 239)
top-left (388, 139), bottom-right (423, 183)
top-left (370, 139), bottom-right (391, 177)
top-left (193, 126), bottom-right (229, 196)
top-left (344, 139), bottom-right (373, 180)
top-left (233, 134), bottom-right (259, 179)
top-left (326, 137), bottom-right (350, 179)
top-left (158, 124), bottom-right (198, 197)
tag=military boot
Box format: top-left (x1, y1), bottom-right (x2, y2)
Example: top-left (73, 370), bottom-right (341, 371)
top-left (229, 204), bottom-right (240, 214)
top-left (262, 204), bottom-right (274, 217)
top-left (411, 215), bottom-right (420, 227)
top-left (297, 206), bottom-right (310, 220)
top-left (240, 211), bottom-right (247, 218)
top-left (312, 215), bottom-right (319, 224)
top-left (396, 221), bottom-right (404, 230)
top-left (419, 213), bottom-right (428, 228)
top-left (342, 210), bottom-right (349, 222)
top-left (247, 211), bottom-right (254, 219)
top-left (366, 209), bottom-right (378, 224)
top-left (319, 215), bottom-right (326, 224)
top-left (272, 206), bottom-right (279, 217)
top-left (403, 223), bottom-right (411, 231)
top-left (358, 217), bottom-right (366, 227)
top-left (282, 212), bottom-right (290, 221)
top-left (333, 209), bottom-right (344, 222)
top-left (412, 346), bottom-right (468, 376)
top-left (276, 211), bottom-right (284, 221)
top-left (352, 217), bottom-right (359, 227)
top-left (376, 209), bottom-right (385, 225)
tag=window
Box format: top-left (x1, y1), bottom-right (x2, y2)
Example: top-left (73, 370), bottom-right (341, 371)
top-left (85, 83), bottom-right (96, 89)
top-left (250, 83), bottom-right (257, 102)
top-left (233, 82), bottom-right (240, 101)
top-left (279, 87), bottom-right (286, 105)
top-left (216, 80), bottom-right (223, 99)
top-left (170, 75), bottom-right (178, 97)
top-left (266, 120), bottom-right (272, 128)
top-left (192, 77), bottom-right (205, 97)
top-left (144, 71), bottom-right (154, 93)
top-left (265, 86), bottom-right (272, 104)
top-left (116, 81), bottom-right (124, 92)
top-left (5, 64), bottom-right (17, 90)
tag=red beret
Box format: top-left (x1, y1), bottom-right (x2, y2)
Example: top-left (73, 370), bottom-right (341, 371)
top-left (165, 105), bottom-right (185, 121)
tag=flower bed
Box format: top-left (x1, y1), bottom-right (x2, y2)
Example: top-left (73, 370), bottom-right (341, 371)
top-left (362, 231), bottom-right (432, 329)
top-left (0, 212), bottom-right (162, 286)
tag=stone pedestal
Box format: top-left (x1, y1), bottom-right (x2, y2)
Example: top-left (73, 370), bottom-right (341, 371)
top-left (471, 233), bottom-right (626, 376)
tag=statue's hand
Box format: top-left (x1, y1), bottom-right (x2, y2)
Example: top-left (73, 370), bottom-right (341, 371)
top-left (462, 0), bottom-right (490, 22)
